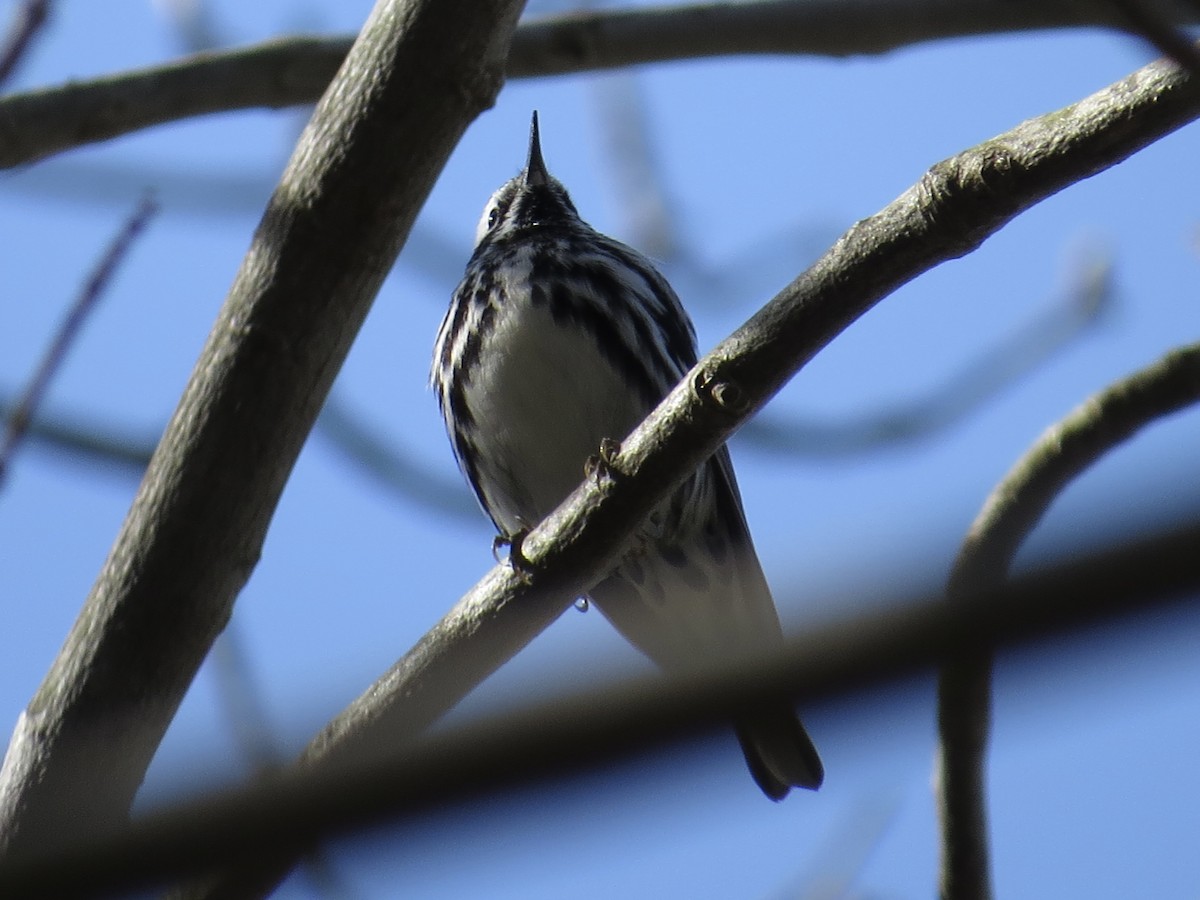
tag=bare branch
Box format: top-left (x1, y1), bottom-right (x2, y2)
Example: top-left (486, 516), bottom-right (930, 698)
top-left (2, 515), bottom-right (1200, 899)
top-left (3, 1), bottom-right (1200, 169)
top-left (153, 0), bottom-right (227, 53)
top-left (0, 0), bottom-right (51, 89)
top-left (0, 390), bottom-right (155, 475)
top-left (0, 387), bottom-right (480, 522)
top-left (210, 626), bottom-right (353, 899)
top-left (590, 72), bottom-right (680, 260)
top-left (0, 193), bottom-right (157, 488)
top-left (210, 629), bottom-right (281, 778)
top-left (0, 0), bottom-right (525, 860)
top-left (774, 795), bottom-right (901, 898)
top-left (743, 252), bottom-right (1114, 456)
top-left (0, 36), bottom-right (348, 169)
top-left (1107, 0), bottom-right (1200, 76)
top-left (938, 341), bottom-right (1200, 900)
top-left (180, 50), bottom-right (1200, 900)
top-left (316, 395), bottom-right (477, 521)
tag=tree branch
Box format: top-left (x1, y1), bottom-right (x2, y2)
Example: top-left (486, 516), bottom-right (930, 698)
top-left (0, 0), bottom-right (525, 859)
top-left (182, 49), bottom-right (1200, 900)
top-left (0, 389), bottom-right (157, 475)
top-left (0, 388), bottom-right (478, 521)
top-left (315, 394), bottom-right (478, 520)
top-left (2, 514), bottom-right (1200, 900)
top-left (1106, 0), bottom-right (1200, 76)
top-left (2, 1), bottom-right (1199, 168)
top-left (742, 253), bottom-right (1114, 456)
top-left (0, 0), bottom-right (51, 89)
top-left (0, 193), bottom-right (157, 488)
top-left (938, 341), bottom-right (1200, 900)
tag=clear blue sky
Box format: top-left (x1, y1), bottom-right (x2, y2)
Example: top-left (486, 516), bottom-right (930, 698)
top-left (1, 2), bottom-right (1199, 897)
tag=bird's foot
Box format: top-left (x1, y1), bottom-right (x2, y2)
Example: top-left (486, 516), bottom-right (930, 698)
top-left (585, 437), bottom-right (622, 483)
top-left (493, 530), bottom-right (533, 582)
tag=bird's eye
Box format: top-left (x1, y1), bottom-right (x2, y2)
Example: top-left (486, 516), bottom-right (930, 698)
top-left (487, 207), bottom-right (501, 230)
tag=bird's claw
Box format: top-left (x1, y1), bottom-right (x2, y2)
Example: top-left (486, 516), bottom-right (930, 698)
top-left (585, 437), bottom-right (622, 482)
top-left (493, 530), bottom-right (533, 582)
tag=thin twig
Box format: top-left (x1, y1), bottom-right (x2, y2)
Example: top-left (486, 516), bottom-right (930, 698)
top-left (1107, 0), bottom-right (1200, 76)
top-left (590, 71), bottom-right (679, 260)
top-left (0, 0), bottom-right (51, 89)
top-left (0, 192), bottom-right (157, 488)
top-left (210, 630), bottom-right (282, 778)
top-left (0, 389), bottom-right (156, 474)
top-left (743, 253), bottom-right (1115, 456)
top-left (154, 0), bottom-right (225, 53)
top-left (938, 341), bottom-right (1200, 900)
top-left (774, 794), bottom-right (900, 900)
top-left (316, 395), bottom-right (477, 521)
top-left (0, 385), bottom-right (481, 521)
top-left (210, 626), bottom-right (355, 900)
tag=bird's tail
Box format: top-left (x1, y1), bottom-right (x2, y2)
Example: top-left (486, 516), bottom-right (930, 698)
top-left (735, 703), bottom-right (824, 800)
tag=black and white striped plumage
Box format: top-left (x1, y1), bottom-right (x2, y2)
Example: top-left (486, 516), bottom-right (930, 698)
top-left (432, 113), bottom-right (822, 799)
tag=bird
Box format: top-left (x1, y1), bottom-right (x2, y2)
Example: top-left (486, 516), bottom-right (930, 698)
top-left (431, 112), bottom-right (822, 799)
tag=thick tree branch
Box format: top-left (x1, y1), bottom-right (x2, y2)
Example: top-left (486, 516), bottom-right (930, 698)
top-left (937, 341), bottom-right (1200, 900)
top-left (2, 516), bottom-right (1200, 899)
top-left (184, 50), bottom-right (1200, 900)
top-left (0, 0), bottom-right (525, 859)
top-left (2, 1), bottom-right (1199, 168)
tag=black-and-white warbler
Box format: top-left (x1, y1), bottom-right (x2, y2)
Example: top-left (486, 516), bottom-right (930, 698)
top-left (432, 113), bottom-right (822, 799)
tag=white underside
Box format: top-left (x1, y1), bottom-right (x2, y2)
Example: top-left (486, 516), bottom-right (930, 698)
top-left (466, 298), bottom-right (646, 535)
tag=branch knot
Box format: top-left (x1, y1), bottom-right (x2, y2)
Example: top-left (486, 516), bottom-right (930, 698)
top-left (693, 368), bottom-right (750, 418)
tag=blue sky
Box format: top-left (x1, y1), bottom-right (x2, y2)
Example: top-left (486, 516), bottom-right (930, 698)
top-left (1, 2), bottom-right (1199, 897)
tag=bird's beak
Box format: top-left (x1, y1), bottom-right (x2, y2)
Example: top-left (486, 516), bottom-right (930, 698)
top-left (523, 111), bottom-right (549, 188)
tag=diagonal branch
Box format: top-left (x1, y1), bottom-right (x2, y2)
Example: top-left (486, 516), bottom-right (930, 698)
top-left (2, 1), bottom-right (1200, 169)
top-left (1107, 0), bottom-right (1200, 75)
top-left (938, 341), bottom-right (1200, 900)
top-left (0, 0), bottom-right (51, 89)
top-left (743, 254), bottom-right (1114, 456)
top-left (0, 0), bottom-right (526, 861)
top-left (0, 193), bottom-right (157, 488)
top-left (315, 394), bottom-right (478, 520)
top-left (182, 49), bottom-right (1200, 900)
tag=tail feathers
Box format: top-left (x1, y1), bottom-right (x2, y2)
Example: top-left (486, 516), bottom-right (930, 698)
top-left (735, 704), bottom-right (824, 801)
